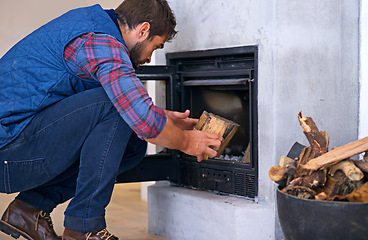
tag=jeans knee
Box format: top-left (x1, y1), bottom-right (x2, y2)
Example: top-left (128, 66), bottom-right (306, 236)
top-left (117, 134), bottom-right (147, 174)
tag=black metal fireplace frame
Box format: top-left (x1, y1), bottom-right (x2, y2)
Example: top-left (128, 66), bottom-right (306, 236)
top-left (116, 45), bottom-right (258, 199)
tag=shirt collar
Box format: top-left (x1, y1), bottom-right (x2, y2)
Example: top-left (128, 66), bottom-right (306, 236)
top-left (105, 9), bottom-right (138, 69)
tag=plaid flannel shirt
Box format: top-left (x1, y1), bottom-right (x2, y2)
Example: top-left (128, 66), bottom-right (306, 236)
top-left (64, 32), bottom-right (166, 139)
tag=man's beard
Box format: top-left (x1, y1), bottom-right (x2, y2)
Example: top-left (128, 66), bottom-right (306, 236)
top-left (130, 40), bottom-right (148, 66)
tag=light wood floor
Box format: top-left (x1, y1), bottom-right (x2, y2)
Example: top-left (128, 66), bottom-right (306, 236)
top-left (0, 183), bottom-right (166, 240)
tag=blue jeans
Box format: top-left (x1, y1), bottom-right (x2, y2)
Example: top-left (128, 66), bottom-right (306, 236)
top-left (0, 87), bottom-right (147, 232)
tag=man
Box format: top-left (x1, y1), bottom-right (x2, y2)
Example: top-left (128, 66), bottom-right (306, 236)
top-left (0, 1), bottom-right (222, 240)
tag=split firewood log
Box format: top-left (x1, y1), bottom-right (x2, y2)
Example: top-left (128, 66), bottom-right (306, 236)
top-left (317, 171), bottom-right (360, 198)
top-left (295, 146), bottom-right (312, 178)
top-left (315, 192), bottom-right (329, 200)
top-left (329, 160), bottom-right (364, 182)
top-left (272, 111), bottom-right (368, 202)
top-left (330, 181), bottom-right (368, 202)
top-left (289, 112), bottom-right (328, 188)
top-left (194, 111), bottom-right (239, 160)
top-left (301, 136), bottom-right (368, 170)
top-left (289, 169), bottom-right (327, 189)
top-left (297, 112), bottom-right (328, 158)
top-left (297, 146), bottom-right (312, 166)
top-left (269, 166), bottom-right (287, 183)
top-left (279, 156), bottom-right (295, 168)
top-left (269, 158), bottom-right (297, 186)
top-left (351, 160), bottom-right (368, 173)
top-left (347, 181), bottom-right (368, 202)
top-left (242, 143), bottom-right (251, 163)
top-left (281, 185), bottom-right (316, 199)
top-left (364, 150), bottom-right (368, 162)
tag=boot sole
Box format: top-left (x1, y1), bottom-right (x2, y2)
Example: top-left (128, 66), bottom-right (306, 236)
top-left (0, 219), bottom-right (33, 240)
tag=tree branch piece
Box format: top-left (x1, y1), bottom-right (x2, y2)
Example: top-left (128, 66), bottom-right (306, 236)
top-left (329, 160), bottom-right (364, 182)
top-left (302, 136), bottom-right (368, 170)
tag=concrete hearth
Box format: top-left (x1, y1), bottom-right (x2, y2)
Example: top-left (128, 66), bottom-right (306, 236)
top-left (148, 182), bottom-right (275, 240)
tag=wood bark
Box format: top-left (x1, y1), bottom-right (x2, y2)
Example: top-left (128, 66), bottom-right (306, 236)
top-left (317, 171), bottom-right (358, 197)
top-left (347, 181), bottom-right (368, 202)
top-left (269, 111), bottom-right (368, 202)
top-left (329, 160), bottom-right (364, 182)
top-left (289, 112), bottom-right (328, 189)
top-left (298, 112), bottom-right (328, 158)
top-left (268, 165), bottom-right (287, 182)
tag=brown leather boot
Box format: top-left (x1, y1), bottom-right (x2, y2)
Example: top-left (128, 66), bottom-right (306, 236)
top-left (62, 228), bottom-right (118, 240)
top-left (0, 199), bottom-right (61, 240)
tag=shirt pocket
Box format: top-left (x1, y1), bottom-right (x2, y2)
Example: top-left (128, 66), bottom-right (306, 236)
top-left (3, 157), bottom-right (52, 194)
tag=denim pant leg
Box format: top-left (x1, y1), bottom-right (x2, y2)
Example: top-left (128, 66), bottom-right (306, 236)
top-left (0, 87), bottom-right (147, 232)
top-left (61, 125), bottom-right (146, 233)
top-left (63, 108), bottom-right (146, 232)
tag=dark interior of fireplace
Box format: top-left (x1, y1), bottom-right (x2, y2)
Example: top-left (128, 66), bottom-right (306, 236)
top-left (189, 87), bottom-right (249, 160)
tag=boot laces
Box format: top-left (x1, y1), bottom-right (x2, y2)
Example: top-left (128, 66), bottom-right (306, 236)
top-left (86, 229), bottom-right (116, 240)
top-left (35, 210), bottom-right (54, 231)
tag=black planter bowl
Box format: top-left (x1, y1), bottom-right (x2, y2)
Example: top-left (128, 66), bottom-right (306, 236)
top-left (277, 187), bottom-right (368, 240)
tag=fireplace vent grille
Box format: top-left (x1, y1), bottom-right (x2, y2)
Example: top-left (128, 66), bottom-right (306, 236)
top-left (235, 173), bottom-right (246, 196)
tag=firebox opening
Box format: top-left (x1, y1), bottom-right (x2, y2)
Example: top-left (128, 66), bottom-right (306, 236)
top-left (189, 86), bottom-right (250, 162)
top-left (166, 45), bottom-right (258, 198)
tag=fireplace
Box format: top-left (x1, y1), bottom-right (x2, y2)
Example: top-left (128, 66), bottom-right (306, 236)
top-left (116, 45), bottom-right (258, 199)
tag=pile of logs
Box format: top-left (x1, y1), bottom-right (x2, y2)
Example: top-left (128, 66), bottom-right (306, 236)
top-left (269, 112), bottom-right (368, 202)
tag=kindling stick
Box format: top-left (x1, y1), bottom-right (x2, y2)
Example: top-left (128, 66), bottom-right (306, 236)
top-left (302, 136), bottom-right (368, 170)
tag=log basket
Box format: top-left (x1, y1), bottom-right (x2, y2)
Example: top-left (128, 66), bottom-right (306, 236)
top-left (277, 186), bottom-right (368, 240)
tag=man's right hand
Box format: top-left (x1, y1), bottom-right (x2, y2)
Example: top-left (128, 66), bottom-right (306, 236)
top-left (181, 129), bottom-right (222, 162)
top-left (146, 111), bottom-right (223, 161)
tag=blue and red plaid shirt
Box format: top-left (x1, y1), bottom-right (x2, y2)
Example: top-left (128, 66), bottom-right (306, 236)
top-left (64, 32), bottom-right (167, 139)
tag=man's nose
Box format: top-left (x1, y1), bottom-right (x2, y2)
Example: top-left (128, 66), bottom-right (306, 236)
top-left (146, 56), bottom-right (151, 64)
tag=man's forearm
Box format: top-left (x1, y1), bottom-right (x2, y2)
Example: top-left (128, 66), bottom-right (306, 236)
top-left (146, 114), bottom-right (222, 161)
top-left (146, 116), bottom-right (188, 152)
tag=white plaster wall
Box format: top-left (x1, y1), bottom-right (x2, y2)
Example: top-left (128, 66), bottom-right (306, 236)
top-left (359, 0), bottom-right (368, 139)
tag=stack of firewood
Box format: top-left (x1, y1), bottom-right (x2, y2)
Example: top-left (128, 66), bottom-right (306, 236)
top-left (269, 112), bottom-right (368, 202)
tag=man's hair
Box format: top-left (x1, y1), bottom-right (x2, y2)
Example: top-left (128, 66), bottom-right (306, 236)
top-left (115, 0), bottom-right (177, 41)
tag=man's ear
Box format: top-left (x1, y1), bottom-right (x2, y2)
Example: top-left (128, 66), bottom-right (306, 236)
top-left (137, 22), bottom-right (151, 41)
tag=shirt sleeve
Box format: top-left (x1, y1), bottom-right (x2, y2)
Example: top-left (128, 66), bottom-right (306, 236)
top-left (64, 32), bottom-right (167, 139)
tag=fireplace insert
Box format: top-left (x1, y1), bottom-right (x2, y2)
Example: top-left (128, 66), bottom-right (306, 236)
top-left (116, 46), bottom-right (258, 199)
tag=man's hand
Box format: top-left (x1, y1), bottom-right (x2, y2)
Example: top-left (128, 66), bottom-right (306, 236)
top-left (146, 110), bottom-right (223, 162)
top-left (165, 109), bottom-right (198, 130)
top-left (181, 129), bottom-right (223, 162)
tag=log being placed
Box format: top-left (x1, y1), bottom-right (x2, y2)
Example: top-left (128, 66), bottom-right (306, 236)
top-left (194, 111), bottom-right (239, 160)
